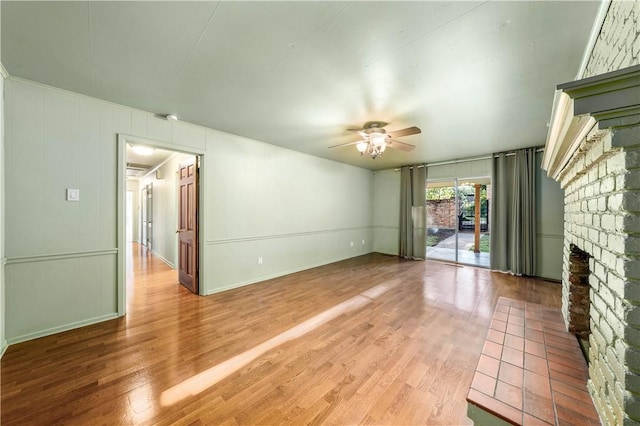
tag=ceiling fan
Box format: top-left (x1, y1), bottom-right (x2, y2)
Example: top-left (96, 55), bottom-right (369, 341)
top-left (329, 121), bottom-right (421, 159)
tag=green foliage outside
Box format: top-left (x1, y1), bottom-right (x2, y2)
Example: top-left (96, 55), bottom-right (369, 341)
top-left (468, 234), bottom-right (491, 253)
top-left (426, 185), bottom-right (488, 201)
top-left (427, 185), bottom-right (489, 222)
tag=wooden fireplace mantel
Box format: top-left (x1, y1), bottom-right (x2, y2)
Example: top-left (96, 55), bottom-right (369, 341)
top-left (543, 64), bottom-right (640, 181)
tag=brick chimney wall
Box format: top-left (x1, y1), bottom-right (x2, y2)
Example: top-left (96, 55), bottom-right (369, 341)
top-left (555, 2), bottom-right (640, 423)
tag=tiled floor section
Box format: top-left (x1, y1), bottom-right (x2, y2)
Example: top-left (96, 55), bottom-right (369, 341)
top-left (466, 297), bottom-right (600, 425)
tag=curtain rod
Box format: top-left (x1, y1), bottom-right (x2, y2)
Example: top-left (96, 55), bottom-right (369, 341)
top-left (393, 147), bottom-right (544, 171)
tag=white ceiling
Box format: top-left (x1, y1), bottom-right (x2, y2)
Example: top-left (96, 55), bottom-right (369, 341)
top-left (126, 144), bottom-right (177, 179)
top-left (1, 1), bottom-right (601, 171)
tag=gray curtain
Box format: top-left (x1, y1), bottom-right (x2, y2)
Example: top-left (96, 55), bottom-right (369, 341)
top-left (490, 148), bottom-right (536, 275)
top-left (399, 166), bottom-right (427, 259)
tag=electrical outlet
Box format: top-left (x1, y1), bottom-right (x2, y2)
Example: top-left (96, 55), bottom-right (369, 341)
top-left (350, 241), bottom-right (354, 247)
top-left (258, 256), bottom-right (263, 265)
top-left (66, 188), bottom-right (80, 201)
top-left (362, 239), bottom-right (366, 245)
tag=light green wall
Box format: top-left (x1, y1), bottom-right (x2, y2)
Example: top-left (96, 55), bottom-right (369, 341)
top-left (206, 131), bottom-right (373, 293)
top-left (535, 152), bottom-right (564, 280)
top-left (1, 2), bottom-right (7, 356)
top-left (139, 153), bottom-right (192, 267)
top-left (372, 169), bottom-right (400, 255)
top-left (4, 78), bottom-right (374, 343)
top-left (5, 80), bottom-right (119, 342)
top-left (1, 69), bottom-right (6, 356)
top-left (0, 81), bottom-right (564, 347)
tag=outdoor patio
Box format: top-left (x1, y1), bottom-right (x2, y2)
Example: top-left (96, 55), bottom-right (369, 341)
top-left (426, 231), bottom-right (490, 268)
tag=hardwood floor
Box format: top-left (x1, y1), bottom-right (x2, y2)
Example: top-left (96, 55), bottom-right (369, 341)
top-left (1, 244), bottom-right (561, 425)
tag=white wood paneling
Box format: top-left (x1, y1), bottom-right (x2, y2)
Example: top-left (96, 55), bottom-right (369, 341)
top-left (114, 107), bottom-right (132, 135)
top-left (5, 254), bottom-right (117, 343)
top-left (204, 127), bottom-right (374, 292)
top-left (535, 152), bottom-right (564, 280)
top-left (100, 104), bottom-right (118, 249)
top-left (131, 111), bottom-right (148, 138)
top-left (43, 90), bottom-right (80, 254)
top-left (372, 169), bottom-right (400, 255)
top-left (206, 130), bottom-right (372, 241)
top-left (5, 81), bottom-right (46, 257)
top-left (147, 116), bottom-right (171, 143)
top-left (79, 99), bottom-right (102, 251)
top-left (0, 69), bottom-right (6, 356)
top-left (205, 227), bottom-right (373, 294)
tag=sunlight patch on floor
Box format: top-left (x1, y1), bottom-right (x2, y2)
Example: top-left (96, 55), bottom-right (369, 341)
top-left (160, 280), bottom-right (398, 406)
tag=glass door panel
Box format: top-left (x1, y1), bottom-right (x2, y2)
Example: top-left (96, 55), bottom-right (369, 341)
top-left (426, 180), bottom-right (457, 262)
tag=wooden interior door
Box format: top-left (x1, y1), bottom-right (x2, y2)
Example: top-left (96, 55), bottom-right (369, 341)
top-left (178, 158), bottom-right (198, 293)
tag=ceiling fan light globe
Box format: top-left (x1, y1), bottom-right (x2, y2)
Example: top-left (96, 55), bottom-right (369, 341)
top-left (371, 134), bottom-right (386, 146)
top-left (356, 142), bottom-right (368, 153)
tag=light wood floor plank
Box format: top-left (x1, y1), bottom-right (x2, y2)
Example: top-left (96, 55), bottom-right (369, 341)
top-left (1, 243), bottom-right (561, 425)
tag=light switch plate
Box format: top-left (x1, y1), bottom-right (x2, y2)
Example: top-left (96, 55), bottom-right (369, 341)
top-left (67, 188), bottom-right (80, 201)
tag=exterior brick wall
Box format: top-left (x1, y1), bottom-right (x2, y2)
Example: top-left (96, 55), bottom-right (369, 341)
top-left (426, 199), bottom-right (456, 229)
top-left (584, 0), bottom-right (639, 78)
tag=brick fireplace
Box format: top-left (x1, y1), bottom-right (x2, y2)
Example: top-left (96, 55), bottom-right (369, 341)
top-left (566, 244), bottom-right (591, 341)
top-left (544, 64), bottom-right (640, 425)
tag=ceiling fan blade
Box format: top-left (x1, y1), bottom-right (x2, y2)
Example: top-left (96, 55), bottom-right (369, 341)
top-left (388, 139), bottom-right (415, 152)
top-left (387, 126), bottom-right (421, 138)
top-left (328, 140), bottom-right (363, 149)
top-left (347, 128), bottom-right (367, 139)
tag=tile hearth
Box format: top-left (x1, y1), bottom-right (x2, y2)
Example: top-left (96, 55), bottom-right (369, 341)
top-left (467, 297), bottom-right (599, 425)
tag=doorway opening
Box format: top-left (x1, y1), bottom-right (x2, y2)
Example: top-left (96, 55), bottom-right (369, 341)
top-left (118, 135), bottom-right (204, 316)
top-left (126, 190), bottom-right (134, 242)
top-left (426, 177), bottom-right (491, 267)
top-left (141, 183), bottom-right (153, 249)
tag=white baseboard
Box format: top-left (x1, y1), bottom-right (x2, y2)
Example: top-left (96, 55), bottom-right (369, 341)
top-left (151, 250), bottom-right (175, 269)
top-left (0, 340), bottom-right (7, 358)
top-left (6, 313), bottom-right (118, 346)
top-left (206, 251), bottom-right (372, 296)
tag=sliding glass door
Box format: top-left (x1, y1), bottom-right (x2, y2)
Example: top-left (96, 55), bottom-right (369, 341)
top-left (426, 177), bottom-right (491, 267)
top-left (426, 180), bottom-right (457, 262)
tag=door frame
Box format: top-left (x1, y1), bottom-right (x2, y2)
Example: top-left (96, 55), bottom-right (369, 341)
top-left (117, 134), bottom-right (206, 316)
